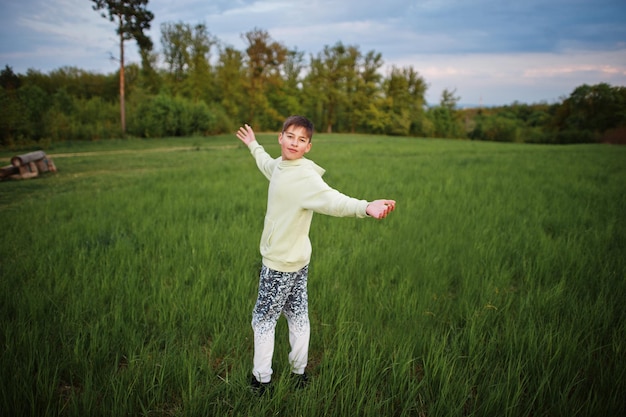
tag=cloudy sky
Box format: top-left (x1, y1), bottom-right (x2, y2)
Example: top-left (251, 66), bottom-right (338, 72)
top-left (1, 0), bottom-right (625, 106)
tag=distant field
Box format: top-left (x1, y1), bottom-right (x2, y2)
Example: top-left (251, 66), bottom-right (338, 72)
top-left (1, 135), bottom-right (625, 416)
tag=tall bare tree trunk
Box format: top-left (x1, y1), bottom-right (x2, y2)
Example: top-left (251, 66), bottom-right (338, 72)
top-left (118, 15), bottom-right (126, 135)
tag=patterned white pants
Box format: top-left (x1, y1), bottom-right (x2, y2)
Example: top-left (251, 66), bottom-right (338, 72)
top-left (251, 265), bottom-right (310, 383)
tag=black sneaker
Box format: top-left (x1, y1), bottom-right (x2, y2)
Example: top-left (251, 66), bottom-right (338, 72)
top-left (291, 372), bottom-right (310, 389)
top-left (250, 375), bottom-right (273, 396)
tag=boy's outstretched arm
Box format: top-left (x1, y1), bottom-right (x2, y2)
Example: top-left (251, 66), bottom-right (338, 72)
top-left (366, 199), bottom-right (396, 219)
top-left (236, 123), bottom-right (277, 180)
top-left (236, 124), bottom-right (256, 145)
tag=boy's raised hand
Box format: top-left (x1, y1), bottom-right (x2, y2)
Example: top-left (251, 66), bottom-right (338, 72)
top-left (366, 199), bottom-right (396, 219)
top-left (236, 124), bottom-right (256, 145)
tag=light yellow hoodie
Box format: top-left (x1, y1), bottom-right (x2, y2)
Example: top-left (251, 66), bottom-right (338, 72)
top-left (248, 140), bottom-right (369, 272)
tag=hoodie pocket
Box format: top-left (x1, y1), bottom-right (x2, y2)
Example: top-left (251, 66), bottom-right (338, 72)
top-left (260, 217), bottom-right (275, 253)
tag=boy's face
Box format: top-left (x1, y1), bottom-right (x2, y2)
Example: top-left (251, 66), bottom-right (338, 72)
top-left (278, 125), bottom-right (312, 160)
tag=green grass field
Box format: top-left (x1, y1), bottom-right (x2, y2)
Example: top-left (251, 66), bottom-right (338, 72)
top-left (1, 134), bottom-right (625, 416)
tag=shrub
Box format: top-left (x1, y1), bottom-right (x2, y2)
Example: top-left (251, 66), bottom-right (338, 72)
top-left (554, 129), bottom-right (598, 144)
top-left (469, 115), bottom-right (521, 142)
top-left (130, 94), bottom-right (225, 138)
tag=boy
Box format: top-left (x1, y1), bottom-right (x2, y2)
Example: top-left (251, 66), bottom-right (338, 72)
top-left (235, 116), bottom-right (395, 395)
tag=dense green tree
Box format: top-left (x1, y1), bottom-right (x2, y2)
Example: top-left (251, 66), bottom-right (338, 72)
top-left (440, 88), bottom-right (459, 111)
top-left (468, 112), bottom-right (521, 142)
top-left (242, 28), bottom-right (288, 129)
top-left (20, 69), bottom-right (57, 95)
top-left (214, 46), bottom-right (246, 125)
top-left (300, 56), bottom-right (326, 132)
top-left (91, 0), bottom-right (154, 134)
top-left (138, 47), bottom-right (161, 94)
top-left (0, 65), bottom-right (21, 90)
top-left (339, 45), bottom-right (362, 133)
top-left (22, 67), bottom-right (118, 100)
top-left (550, 83), bottom-right (626, 142)
top-left (19, 85), bottom-right (50, 140)
top-left (161, 22), bottom-right (192, 85)
top-left (352, 50), bottom-right (384, 133)
top-left (186, 24), bottom-right (217, 103)
top-left (305, 42), bottom-right (352, 133)
top-left (0, 66), bottom-right (23, 145)
top-left (380, 68), bottom-right (409, 135)
top-left (273, 48), bottom-right (306, 119)
top-left (568, 83), bottom-right (626, 131)
top-left (429, 88), bottom-right (464, 139)
top-left (0, 88), bottom-right (26, 146)
top-left (383, 66), bottom-right (427, 136)
top-left (160, 22), bottom-right (216, 101)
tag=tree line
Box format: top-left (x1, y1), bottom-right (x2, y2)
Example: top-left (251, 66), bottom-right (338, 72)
top-left (1, 23), bottom-right (625, 147)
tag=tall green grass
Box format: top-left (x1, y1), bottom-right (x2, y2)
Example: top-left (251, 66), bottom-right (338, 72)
top-left (1, 135), bottom-right (625, 416)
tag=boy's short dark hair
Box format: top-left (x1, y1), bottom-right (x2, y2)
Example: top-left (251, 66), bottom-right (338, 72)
top-left (282, 115), bottom-right (314, 141)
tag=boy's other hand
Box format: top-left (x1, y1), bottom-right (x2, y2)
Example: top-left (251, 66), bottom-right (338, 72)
top-left (366, 200), bottom-right (396, 219)
top-left (236, 124), bottom-right (256, 145)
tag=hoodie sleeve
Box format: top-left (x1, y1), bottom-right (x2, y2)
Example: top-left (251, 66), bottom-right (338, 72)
top-left (248, 140), bottom-right (279, 181)
top-left (300, 171), bottom-right (369, 218)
